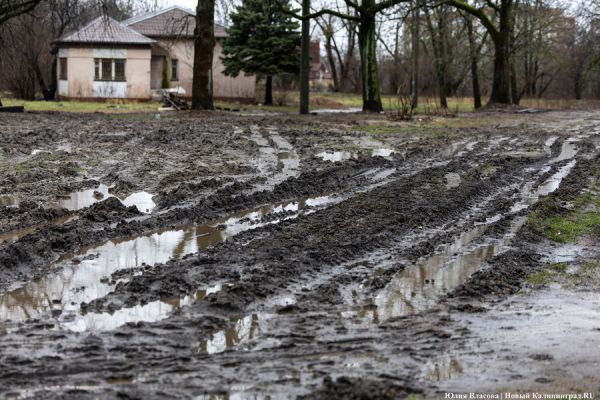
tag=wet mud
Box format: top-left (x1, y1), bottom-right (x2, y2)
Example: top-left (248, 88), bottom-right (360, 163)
top-left (0, 110), bottom-right (599, 399)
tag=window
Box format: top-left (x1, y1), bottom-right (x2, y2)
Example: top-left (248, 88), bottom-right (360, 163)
top-left (59, 58), bottom-right (68, 80)
top-left (114, 59), bottom-right (125, 81)
top-left (101, 59), bottom-right (112, 80)
top-left (94, 58), bottom-right (127, 81)
top-left (171, 59), bottom-right (178, 81)
top-left (94, 59), bottom-right (100, 80)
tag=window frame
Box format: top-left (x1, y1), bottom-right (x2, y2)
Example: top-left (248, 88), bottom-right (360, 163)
top-left (171, 59), bottom-right (178, 81)
top-left (94, 58), bottom-right (127, 82)
top-left (59, 58), bottom-right (68, 80)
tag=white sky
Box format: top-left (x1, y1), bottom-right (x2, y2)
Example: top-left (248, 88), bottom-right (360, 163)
top-left (168, 0), bottom-right (197, 11)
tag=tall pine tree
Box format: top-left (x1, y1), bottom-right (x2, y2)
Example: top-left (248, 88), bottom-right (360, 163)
top-left (221, 0), bottom-right (300, 105)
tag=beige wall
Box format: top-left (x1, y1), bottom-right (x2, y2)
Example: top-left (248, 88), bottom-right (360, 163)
top-left (125, 48), bottom-right (152, 98)
top-left (58, 46), bottom-right (152, 99)
top-left (155, 39), bottom-right (256, 100)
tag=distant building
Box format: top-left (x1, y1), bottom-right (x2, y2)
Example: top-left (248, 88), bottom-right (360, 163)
top-left (54, 6), bottom-right (256, 101)
top-left (309, 40), bottom-right (333, 90)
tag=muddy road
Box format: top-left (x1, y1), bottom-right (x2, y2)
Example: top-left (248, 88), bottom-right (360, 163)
top-left (0, 110), bottom-right (599, 399)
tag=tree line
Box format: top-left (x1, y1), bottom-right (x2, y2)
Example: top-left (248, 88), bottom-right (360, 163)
top-left (1, 0), bottom-right (599, 113)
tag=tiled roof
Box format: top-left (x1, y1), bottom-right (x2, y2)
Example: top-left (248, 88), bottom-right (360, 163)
top-left (123, 6), bottom-right (228, 38)
top-left (56, 16), bottom-right (155, 45)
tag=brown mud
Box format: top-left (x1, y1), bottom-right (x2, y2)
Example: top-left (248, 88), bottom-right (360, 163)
top-left (0, 110), bottom-right (599, 399)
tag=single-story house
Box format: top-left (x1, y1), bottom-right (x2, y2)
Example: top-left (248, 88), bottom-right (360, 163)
top-left (54, 6), bottom-right (256, 101)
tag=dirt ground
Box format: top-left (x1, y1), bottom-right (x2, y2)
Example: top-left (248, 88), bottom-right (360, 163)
top-left (0, 109), bottom-right (599, 399)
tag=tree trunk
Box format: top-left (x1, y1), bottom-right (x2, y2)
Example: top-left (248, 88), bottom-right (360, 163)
top-left (265, 76), bottom-right (273, 105)
top-left (48, 51), bottom-right (58, 101)
top-left (410, 0), bottom-right (419, 109)
top-left (299, 0), bottom-right (310, 115)
top-left (489, 1), bottom-right (513, 105)
top-left (358, 11), bottom-right (382, 113)
top-left (466, 15), bottom-right (482, 109)
top-left (324, 34), bottom-right (339, 91)
top-left (191, 0), bottom-right (215, 110)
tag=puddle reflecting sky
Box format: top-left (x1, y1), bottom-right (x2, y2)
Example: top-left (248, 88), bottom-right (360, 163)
top-left (423, 354), bottom-right (464, 381)
top-left (198, 313), bottom-right (262, 355)
top-left (370, 217), bottom-right (526, 320)
top-left (49, 185), bottom-right (156, 214)
top-left (63, 284), bottom-right (222, 332)
top-left (316, 148), bottom-right (395, 162)
top-left (0, 196), bottom-right (335, 323)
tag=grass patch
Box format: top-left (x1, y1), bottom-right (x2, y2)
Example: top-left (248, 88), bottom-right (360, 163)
top-left (527, 260), bottom-right (600, 289)
top-left (528, 171), bottom-right (600, 243)
top-left (3, 98), bottom-right (158, 113)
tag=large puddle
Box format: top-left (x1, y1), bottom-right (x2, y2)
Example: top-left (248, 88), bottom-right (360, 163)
top-left (0, 195), bottom-right (336, 324)
top-left (50, 184), bottom-right (156, 214)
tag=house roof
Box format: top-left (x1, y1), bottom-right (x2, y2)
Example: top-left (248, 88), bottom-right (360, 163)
top-left (56, 16), bottom-right (156, 45)
top-left (122, 5), bottom-right (228, 38)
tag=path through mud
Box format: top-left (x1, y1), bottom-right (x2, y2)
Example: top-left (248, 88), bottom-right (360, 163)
top-left (0, 110), bottom-right (599, 399)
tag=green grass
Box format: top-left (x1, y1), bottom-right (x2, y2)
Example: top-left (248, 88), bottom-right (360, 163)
top-left (544, 213), bottom-right (600, 242)
top-left (526, 260), bottom-right (600, 289)
top-left (528, 170), bottom-right (600, 243)
top-left (3, 98), bottom-right (158, 113)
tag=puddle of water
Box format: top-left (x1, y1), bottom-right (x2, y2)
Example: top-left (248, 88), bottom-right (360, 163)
top-left (552, 140), bottom-right (578, 163)
top-left (0, 196), bottom-right (333, 323)
top-left (51, 184), bottom-right (111, 211)
top-left (371, 216), bottom-right (526, 320)
top-left (544, 136), bottom-right (558, 147)
top-left (372, 148), bottom-right (395, 158)
top-left (316, 151), bottom-right (357, 162)
top-left (250, 126), bottom-right (300, 191)
top-left (317, 148), bottom-right (395, 162)
top-left (0, 215), bottom-right (78, 244)
top-left (423, 354), bottom-right (463, 381)
top-left (511, 160), bottom-right (577, 213)
top-left (444, 173), bottom-right (461, 189)
top-left (365, 145), bottom-right (580, 322)
top-left (62, 284), bottom-right (222, 332)
top-left (49, 185), bottom-right (156, 214)
top-left (122, 192), bottom-right (156, 214)
top-left (313, 107), bottom-right (362, 114)
top-left (198, 313), bottom-right (262, 354)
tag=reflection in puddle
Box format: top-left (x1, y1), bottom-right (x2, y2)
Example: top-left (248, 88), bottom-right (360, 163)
top-left (52, 184), bottom-right (111, 211)
top-left (50, 184), bottom-right (156, 214)
top-left (122, 192), bottom-right (156, 214)
top-left (552, 140), bottom-right (578, 163)
top-left (445, 173), bottom-right (461, 189)
top-left (317, 148), bottom-right (395, 162)
top-left (198, 314), bottom-right (261, 354)
top-left (63, 284), bottom-right (222, 332)
top-left (511, 160), bottom-right (577, 213)
top-left (372, 217), bottom-right (525, 320)
top-left (317, 151), bottom-right (357, 162)
top-left (0, 196), bottom-right (334, 323)
top-left (424, 355), bottom-right (463, 381)
top-left (366, 143), bottom-right (579, 321)
top-left (0, 215), bottom-right (78, 244)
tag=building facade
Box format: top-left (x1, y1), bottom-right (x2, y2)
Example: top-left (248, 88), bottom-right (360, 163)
top-left (55, 6), bottom-right (256, 101)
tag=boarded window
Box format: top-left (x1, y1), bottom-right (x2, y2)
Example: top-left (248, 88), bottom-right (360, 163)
top-left (114, 59), bottom-right (126, 81)
top-left (101, 59), bottom-right (112, 80)
top-left (59, 58), bottom-right (68, 80)
top-left (171, 59), bottom-right (178, 81)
